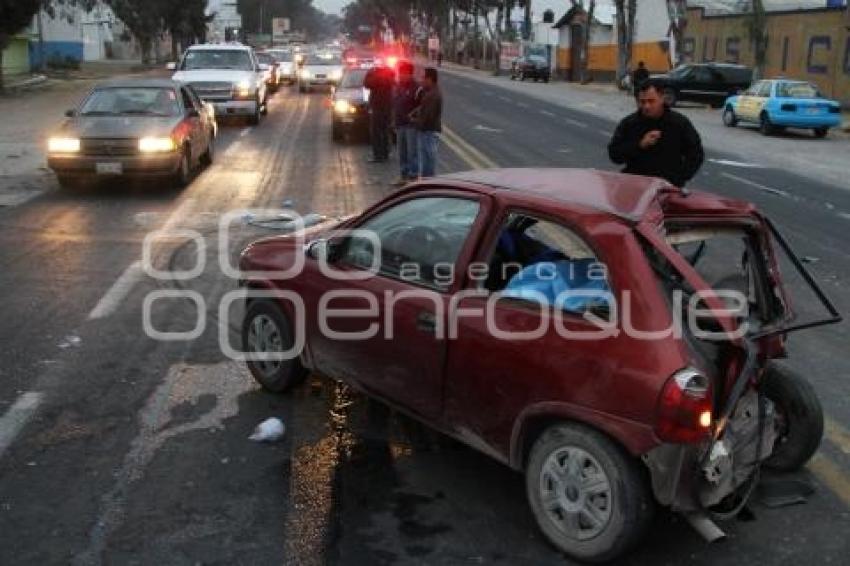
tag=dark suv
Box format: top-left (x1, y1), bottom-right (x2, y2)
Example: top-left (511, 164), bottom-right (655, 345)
top-left (651, 63), bottom-right (753, 107)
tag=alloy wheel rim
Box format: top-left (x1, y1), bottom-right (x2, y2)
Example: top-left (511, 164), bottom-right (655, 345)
top-left (247, 314), bottom-right (284, 376)
top-left (538, 446), bottom-right (612, 541)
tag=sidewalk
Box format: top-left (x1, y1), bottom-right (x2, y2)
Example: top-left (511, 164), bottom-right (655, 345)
top-left (439, 61), bottom-right (850, 189)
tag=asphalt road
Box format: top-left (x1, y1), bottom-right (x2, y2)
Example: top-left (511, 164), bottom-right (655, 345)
top-left (0, 70), bottom-right (848, 565)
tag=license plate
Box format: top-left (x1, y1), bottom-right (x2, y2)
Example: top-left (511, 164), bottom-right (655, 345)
top-left (96, 162), bottom-right (122, 175)
top-left (316, 74), bottom-right (326, 79)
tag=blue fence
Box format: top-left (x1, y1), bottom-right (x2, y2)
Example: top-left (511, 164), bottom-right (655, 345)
top-left (29, 41), bottom-right (84, 69)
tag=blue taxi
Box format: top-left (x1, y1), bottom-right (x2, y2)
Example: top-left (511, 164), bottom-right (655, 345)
top-left (722, 79), bottom-right (842, 138)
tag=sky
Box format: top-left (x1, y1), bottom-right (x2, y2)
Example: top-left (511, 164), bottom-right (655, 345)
top-left (313, 0), bottom-right (349, 16)
top-left (311, 0), bottom-right (589, 18)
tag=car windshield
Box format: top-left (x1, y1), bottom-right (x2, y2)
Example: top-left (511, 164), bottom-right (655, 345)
top-left (80, 87), bottom-right (180, 116)
top-left (776, 82), bottom-right (821, 99)
top-left (340, 69), bottom-right (367, 88)
top-left (305, 52), bottom-right (342, 65)
top-left (528, 56), bottom-right (547, 65)
top-left (182, 49), bottom-right (254, 71)
top-left (269, 50), bottom-right (292, 62)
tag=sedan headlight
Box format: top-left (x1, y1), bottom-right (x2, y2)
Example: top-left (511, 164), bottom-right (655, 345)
top-left (334, 100), bottom-right (353, 114)
top-left (138, 136), bottom-right (175, 153)
top-left (300, 69), bottom-right (312, 80)
top-left (48, 137), bottom-right (81, 153)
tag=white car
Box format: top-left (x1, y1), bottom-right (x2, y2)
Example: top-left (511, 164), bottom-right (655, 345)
top-left (297, 52), bottom-right (344, 93)
top-left (267, 49), bottom-right (296, 85)
top-left (169, 44), bottom-right (269, 125)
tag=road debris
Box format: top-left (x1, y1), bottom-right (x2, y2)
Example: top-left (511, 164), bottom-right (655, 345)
top-left (248, 417), bottom-right (286, 442)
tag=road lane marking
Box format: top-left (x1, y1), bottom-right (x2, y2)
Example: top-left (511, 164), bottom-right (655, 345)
top-left (443, 126), bottom-right (499, 169)
top-left (473, 124), bottom-right (504, 133)
top-left (87, 261), bottom-right (145, 320)
top-left (809, 453), bottom-right (850, 507)
top-left (540, 110), bottom-right (556, 117)
top-left (0, 392), bottom-right (43, 459)
top-left (563, 117), bottom-right (589, 129)
top-left (498, 95), bottom-right (513, 103)
top-left (721, 172), bottom-right (790, 198)
top-left (517, 101), bottom-right (530, 108)
top-left (709, 158), bottom-right (765, 169)
top-left (442, 132), bottom-right (487, 170)
top-left (825, 416), bottom-right (850, 455)
top-left (597, 129), bottom-right (612, 137)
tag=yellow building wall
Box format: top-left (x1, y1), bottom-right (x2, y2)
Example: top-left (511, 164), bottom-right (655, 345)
top-left (684, 6), bottom-right (850, 105)
top-left (556, 41), bottom-right (671, 79)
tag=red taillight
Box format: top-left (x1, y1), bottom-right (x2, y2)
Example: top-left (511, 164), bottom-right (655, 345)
top-left (656, 369), bottom-right (713, 443)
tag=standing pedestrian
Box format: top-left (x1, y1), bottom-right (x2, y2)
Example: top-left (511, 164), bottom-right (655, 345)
top-left (632, 61), bottom-right (650, 105)
top-left (364, 64), bottom-right (395, 163)
top-left (393, 61), bottom-right (419, 185)
top-left (608, 78), bottom-right (704, 188)
top-left (411, 67), bottom-right (443, 178)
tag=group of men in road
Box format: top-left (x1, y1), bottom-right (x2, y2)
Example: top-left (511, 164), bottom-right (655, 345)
top-left (361, 58), bottom-right (704, 191)
top-left (365, 62), bottom-right (443, 185)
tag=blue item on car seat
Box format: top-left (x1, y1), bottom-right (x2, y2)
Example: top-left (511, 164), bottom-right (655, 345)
top-left (502, 259), bottom-right (609, 312)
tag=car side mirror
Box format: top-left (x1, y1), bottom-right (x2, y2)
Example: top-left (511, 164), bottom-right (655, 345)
top-left (64, 109), bottom-right (77, 118)
top-left (166, 62), bottom-right (177, 70)
top-left (306, 239), bottom-right (339, 262)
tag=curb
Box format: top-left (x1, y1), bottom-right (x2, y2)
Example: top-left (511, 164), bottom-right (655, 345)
top-left (2, 75), bottom-right (49, 92)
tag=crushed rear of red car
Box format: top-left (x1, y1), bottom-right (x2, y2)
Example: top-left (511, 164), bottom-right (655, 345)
top-left (237, 168), bottom-right (840, 562)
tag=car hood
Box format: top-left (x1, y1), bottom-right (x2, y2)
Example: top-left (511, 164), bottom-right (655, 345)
top-left (58, 116), bottom-right (181, 139)
top-left (172, 69), bottom-right (257, 84)
top-left (334, 86), bottom-right (368, 103)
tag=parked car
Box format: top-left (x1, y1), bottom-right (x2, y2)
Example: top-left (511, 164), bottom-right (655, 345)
top-left (256, 51), bottom-right (282, 92)
top-left (650, 63), bottom-right (752, 107)
top-left (510, 55), bottom-right (551, 82)
top-left (722, 79), bottom-right (842, 138)
top-left (169, 43), bottom-right (268, 125)
top-left (298, 51), bottom-right (344, 92)
top-left (47, 79), bottom-right (216, 189)
top-left (267, 48), bottom-right (296, 84)
top-left (237, 168), bottom-right (838, 562)
top-left (330, 68), bottom-right (370, 142)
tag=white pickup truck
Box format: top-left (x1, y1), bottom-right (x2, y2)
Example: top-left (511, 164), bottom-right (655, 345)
top-left (170, 44), bottom-right (269, 125)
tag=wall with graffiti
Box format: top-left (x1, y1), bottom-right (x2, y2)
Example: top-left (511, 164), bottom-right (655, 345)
top-left (683, 5), bottom-right (850, 105)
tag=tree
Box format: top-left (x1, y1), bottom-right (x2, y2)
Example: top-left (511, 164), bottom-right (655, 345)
top-left (614, 0), bottom-right (636, 88)
top-left (666, 0), bottom-right (687, 68)
top-left (746, 0), bottom-right (768, 81)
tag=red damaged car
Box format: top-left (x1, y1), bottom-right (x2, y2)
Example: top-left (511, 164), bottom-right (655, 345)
top-left (237, 169), bottom-right (839, 562)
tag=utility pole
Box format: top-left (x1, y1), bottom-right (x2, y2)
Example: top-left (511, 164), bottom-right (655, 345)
top-left (36, 9), bottom-right (46, 72)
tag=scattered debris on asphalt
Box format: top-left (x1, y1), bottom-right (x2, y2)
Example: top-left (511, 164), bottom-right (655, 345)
top-left (249, 417), bottom-right (286, 442)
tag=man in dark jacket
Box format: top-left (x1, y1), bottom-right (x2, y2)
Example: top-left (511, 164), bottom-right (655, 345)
top-left (364, 64), bottom-right (395, 162)
top-left (411, 67), bottom-right (442, 178)
top-left (608, 79), bottom-right (704, 188)
top-left (393, 61), bottom-right (419, 184)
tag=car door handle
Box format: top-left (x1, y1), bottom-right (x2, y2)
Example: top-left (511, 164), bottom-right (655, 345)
top-left (416, 311), bottom-right (437, 334)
